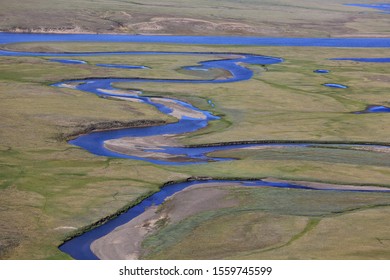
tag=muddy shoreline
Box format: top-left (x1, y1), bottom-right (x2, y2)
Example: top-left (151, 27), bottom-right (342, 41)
top-left (59, 176), bottom-right (390, 258)
top-left (89, 177), bottom-right (390, 259)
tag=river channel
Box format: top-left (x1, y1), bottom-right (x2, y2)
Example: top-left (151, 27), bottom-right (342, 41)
top-left (1, 33), bottom-right (389, 259)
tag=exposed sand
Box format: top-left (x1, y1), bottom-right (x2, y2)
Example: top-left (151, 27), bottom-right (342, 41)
top-left (104, 134), bottom-right (195, 161)
top-left (150, 97), bottom-right (207, 120)
top-left (345, 146), bottom-right (390, 154)
top-left (95, 89), bottom-right (207, 119)
top-left (54, 226), bottom-right (77, 231)
top-left (90, 178), bottom-right (389, 259)
top-left (108, 96), bottom-right (144, 102)
top-left (91, 183), bottom-right (239, 260)
top-left (102, 96), bottom-right (208, 162)
top-left (57, 83), bottom-right (78, 89)
top-left (97, 88), bottom-right (142, 97)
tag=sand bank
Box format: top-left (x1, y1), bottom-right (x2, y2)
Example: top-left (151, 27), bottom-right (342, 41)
top-left (91, 183), bottom-right (239, 259)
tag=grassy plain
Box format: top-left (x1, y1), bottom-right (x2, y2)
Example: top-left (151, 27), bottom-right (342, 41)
top-left (0, 0), bottom-right (389, 37)
top-left (0, 41), bottom-right (389, 259)
top-left (142, 186), bottom-right (390, 259)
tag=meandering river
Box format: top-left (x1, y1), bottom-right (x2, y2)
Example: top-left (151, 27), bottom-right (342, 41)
top-left (1, 33), bottom-right (389, 259)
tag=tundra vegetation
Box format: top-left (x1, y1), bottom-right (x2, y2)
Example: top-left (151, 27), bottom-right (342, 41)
top-left (0, 41), bottom-right (389, 259)
top-left (0, 0), bottom-right (389, 259)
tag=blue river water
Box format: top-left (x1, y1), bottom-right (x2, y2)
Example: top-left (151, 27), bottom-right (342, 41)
top-left (1, 32), bottom-right (389, 259)
top-left (58, 178), bottom-right (390, 260)
top-left (48, 52), bottom-right (285, 165)
top-left (331, 57), bottom-right (390, 63)
top-left (314, 69), bottom-right (330, 74)
top-left (95, 63), bottom-right (149, 69)
top-left (355, 105), bottom-right (390, 113)
top-left (345, 3), bottom-right (390, 14)
top-left (366, 105), bottom-right (390, 113)
top-left (49, 58), bottom-right (87, 64)
top-left (1, 32), bottom-right (390, 47)
top-left (323, 83), bottom-right (349, 89)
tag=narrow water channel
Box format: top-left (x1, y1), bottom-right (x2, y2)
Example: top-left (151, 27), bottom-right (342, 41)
top-left (1, 33), bottom-right (389, 259)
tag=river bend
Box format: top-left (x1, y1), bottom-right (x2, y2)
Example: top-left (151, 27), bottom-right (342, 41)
top-left (1, 33), bottom-right (389, 259)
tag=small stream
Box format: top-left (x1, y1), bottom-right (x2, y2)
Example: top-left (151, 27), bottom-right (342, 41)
top-left (1, 33), bottom-right (389, 259)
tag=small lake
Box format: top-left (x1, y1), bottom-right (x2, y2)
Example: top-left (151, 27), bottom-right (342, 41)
top-left (345, 3), bottom-right (390, 14)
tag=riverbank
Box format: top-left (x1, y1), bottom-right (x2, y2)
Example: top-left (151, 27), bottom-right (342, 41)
top-left (1, 37), bottom-right (389, 259)
top-left (91, 182), bottom-right (239, 259)
top-left (57, 119), bottom-right (168, 142)
top-left (89, 178), bottom-right (390, 259)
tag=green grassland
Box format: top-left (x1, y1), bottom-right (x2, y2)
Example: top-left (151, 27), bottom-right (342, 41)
top-left (142, 186), bottom-right (390, 259)
top-left (0, 0), bottom-right (389, 37)
top-left (0, 42), bottom-right (389, 259)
